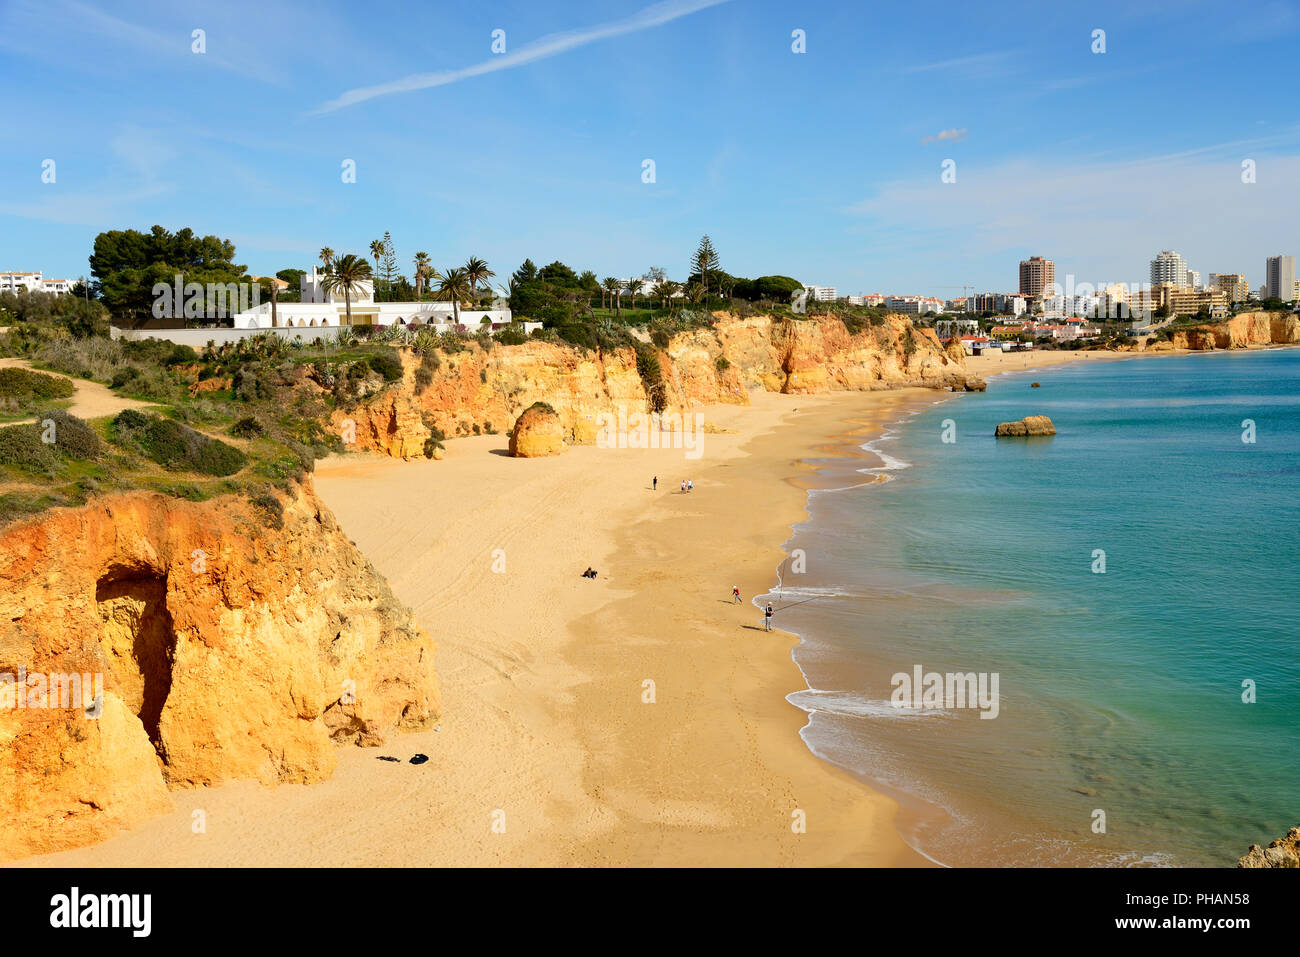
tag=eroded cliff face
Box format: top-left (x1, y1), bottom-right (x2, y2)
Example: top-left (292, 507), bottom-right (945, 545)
top-left (335, 312), bottom-right (968, 458)
top-left (0, 483), bottom-right (439, 860)
top-left (1161, 312), bottom-right (1300, 351)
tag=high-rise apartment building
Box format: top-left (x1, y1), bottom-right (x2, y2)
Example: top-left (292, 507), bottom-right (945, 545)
top-left (1150, 250), bottom-right (1188, 288)
top-left (1018, 257), bottom-right (1054, 299)
top-left (1265, 255), bottom-right (1295, 302)
top-left (1185, 270), bottom-right (1200, 289)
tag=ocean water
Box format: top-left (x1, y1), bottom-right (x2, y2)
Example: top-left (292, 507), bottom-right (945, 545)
top-left (769, 349), bottom-right (1300, 867)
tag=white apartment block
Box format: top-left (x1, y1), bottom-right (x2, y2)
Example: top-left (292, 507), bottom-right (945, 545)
top-left (0, 271), bottom-right (76, 295)
top-left (1185, 270), bottom-right (1200, 289)
top-left (804, 285), bottom-right (837, 301)
top-left (1150, 250), bottom-right (1188, 288)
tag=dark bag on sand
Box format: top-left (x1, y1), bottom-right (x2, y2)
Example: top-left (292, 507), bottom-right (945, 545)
top-left (410, 754), bottom-right (429, 765)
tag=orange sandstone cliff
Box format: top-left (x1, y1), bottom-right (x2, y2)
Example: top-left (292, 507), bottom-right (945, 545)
top-left (336, 312), bottom-right (970, 458)
top-left (1158, 312), bottom-right (1300, 351)
top-left (0, 483), bottom-right (439, 861)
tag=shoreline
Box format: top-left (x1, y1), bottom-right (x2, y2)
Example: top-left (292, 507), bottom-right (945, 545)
top-left (13, 345), bottom-right (1226, 867)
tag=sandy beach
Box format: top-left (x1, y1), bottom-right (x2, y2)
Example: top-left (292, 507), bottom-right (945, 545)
top-left (20, 347), bottom-right (1124, 868)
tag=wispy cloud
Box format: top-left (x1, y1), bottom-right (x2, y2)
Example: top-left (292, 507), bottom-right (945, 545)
top-left (921, 128), bottom-right (967, 145)
top-left (0, 0), bottom-right (281, 83)
top-left (308, 0), bottom-right (732, 115)
top-left (901, 51), bottom-right (1012, 75)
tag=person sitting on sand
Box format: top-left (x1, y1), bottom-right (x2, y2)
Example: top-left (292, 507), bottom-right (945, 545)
top-left (582, 567), bottom-right (597, 579)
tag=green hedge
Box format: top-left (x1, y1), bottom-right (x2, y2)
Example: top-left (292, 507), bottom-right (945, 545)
top-left (113, 410), bottom-right (248, 476)
top-left (0, 367), bottom-right (75, 401)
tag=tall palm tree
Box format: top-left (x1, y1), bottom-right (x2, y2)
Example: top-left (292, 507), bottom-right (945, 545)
top-left (413, 252), bottom-right (431, 301)
top-left (602, 277), bottom-right (622, 316)
top-left (319, 247), bottom-right (335, 271)
top-left (369, 240), bottom-right (385, 300)
top-left (435, 267), bottom-right (472, 326)
top-left (624, 278), bottom-right (641, 311)
top-left (463, 257), bottom-right (495, 304)
top-left (321, 254), bottom-right (373, 328)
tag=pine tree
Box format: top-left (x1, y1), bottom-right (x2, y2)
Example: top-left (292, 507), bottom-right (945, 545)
top-left (380, 231), bottom-right (401, 300)
top-left (693, 235), bottom-right (720, 298)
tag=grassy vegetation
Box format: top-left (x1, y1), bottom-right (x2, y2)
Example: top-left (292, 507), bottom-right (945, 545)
top-left (0, 366), bottom-right (76, 419)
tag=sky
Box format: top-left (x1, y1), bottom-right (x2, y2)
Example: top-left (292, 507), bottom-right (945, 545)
top-left (1, 0), bottom-right (1298, 298)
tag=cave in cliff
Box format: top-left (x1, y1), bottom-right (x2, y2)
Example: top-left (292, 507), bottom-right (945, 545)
top-left (95, 572), bottom-right (177, 758)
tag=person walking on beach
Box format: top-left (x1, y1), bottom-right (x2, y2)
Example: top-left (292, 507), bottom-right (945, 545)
top-left (687, 479), bottom-right (694, 492)
top-left (764, 603), bottom-right (773, 631)
top-left (680, 480), bottom-right (686, 492)
top-left (653, 476), bottom-right (657, 491)
top-left (732, 585), bottom-right (741, 604)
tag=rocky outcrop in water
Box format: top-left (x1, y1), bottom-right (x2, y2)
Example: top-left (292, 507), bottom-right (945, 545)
top-left (0, 483), bottom-right (439, 861)
top-left (1237, 826), bottom-right (1300, 867)
top-left (995, 415), bottom-right (1056, 437)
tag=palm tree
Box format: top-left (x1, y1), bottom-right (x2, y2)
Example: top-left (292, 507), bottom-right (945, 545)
top-left (321, 254), bottom-right (373, 328)
top-left (413, 252), bottom-right (431, 301)
top-left (369, 240), bottom-right (385, 299)
top-left (655, 280), bottom-right (680, 309)
top-left (435, 267), bottom-right (472, 326)
top-left (602, 277), bottom-right (622, 316)
top-left (624, 278), bottom-right (641, 311)
top-left (319, 247), bottom-right (335, 271)
top-left (264, 278), bottom-right (280, 327)
top-left (464, 257), bottom-right (495, 304)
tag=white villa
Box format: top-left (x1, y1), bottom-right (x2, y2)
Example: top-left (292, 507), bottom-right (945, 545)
top-left (232, 266), bottom-right (519, 332)
top-left (1, 271), bottom-right (77, 295)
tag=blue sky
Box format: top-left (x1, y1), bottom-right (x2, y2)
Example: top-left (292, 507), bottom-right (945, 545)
top-left (1, 0), bottom-right (1298, 297)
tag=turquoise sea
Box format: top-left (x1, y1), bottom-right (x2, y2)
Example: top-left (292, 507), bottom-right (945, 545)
top-left (770, 349), bottom-right (1300, 867)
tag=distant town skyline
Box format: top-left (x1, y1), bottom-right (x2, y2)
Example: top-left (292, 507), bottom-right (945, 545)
top-left (2, 0), bottom-right (1299, 297)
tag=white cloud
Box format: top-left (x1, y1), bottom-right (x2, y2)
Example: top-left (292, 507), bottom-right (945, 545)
top-left (921, 128), bottom-right (967, 145)
top-left (901, 52), bottom-right (1012, 75)
top-left (308, 0), bottom-right (733, 115)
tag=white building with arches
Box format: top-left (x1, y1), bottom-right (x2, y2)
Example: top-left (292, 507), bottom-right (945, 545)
top-left (232, 265), bottom-right (512, 331)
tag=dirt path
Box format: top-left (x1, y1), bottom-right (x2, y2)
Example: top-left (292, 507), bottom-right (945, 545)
top-left (0, 357), bottom-right (157, 423)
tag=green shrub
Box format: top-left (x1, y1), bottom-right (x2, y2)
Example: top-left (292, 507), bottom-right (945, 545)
top-left (635, 348), bottom-right (668, 414)
top-left (496, 324), bottom-right (527, 346)
top-left (113, 410), bottom-right (248, 476)
top-left (230, 416), bottom-right (265, 439)
top-left (715, 355), bottom-right (731, 372)
top-left (0, 367), bottom-right (75, 402)
top-left (650, 327), bottom-right (671, 350)
top-left (37, 410), bottom-right (101, 459)
top-left (164, 344), bottom-right (199, 366)
top-left (367, 347), bottom-right (404, 382)
top-left (0, 424), bottom-right (59, 472)
top-left (249, 490), bottom-right (284, 530)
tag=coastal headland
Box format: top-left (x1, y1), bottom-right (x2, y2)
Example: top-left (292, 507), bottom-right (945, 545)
top-left (7, 312), bottom-right (1297, 866)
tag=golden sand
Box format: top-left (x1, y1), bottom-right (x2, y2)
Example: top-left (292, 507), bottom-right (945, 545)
top-left (24, 349), bottom-right (1116, 867)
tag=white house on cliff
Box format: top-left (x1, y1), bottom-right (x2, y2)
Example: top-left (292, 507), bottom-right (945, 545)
top-left (232, 266), bottom-right (515, 331)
